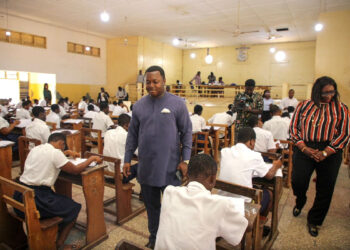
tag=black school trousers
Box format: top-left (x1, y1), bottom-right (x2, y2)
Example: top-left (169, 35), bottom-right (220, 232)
top-left (292, 142), bottom-right (342, 226)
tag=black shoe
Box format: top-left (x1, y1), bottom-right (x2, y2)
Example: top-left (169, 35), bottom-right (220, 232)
top-left (307, 223), bottom-right (318, 237)
top-left (262, 226), bottom-right (271, 238)
top-left (145, 241), bottom-right (155, 249)
top-left (293, 206), bottom-right (302, 217)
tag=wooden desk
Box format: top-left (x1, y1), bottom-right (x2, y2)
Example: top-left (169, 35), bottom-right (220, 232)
top-left (0, 141), bottom-right (15, 180)
top-left (55, 164), bottom-right (108, 249)
top-left (53, 129), bottom-right (81, 153)
top-left (62, 119), bottom-right (84, 130)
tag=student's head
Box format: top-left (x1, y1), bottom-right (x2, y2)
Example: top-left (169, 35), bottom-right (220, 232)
top-left (32, 106), bottom-right (46, 121)
top-left (311, 76), bottom-right (339, 106)
top-left (82, 96), bottom-right (87, 101)
top-left (44, 97), bottom-right (49, 102)
top-left (187, 154), bottom-right (217, 191)
top-left (48, 133), bottom-right (67, 150)
top-left (44, 83), bottom-right (49, 90)
top-left (218, 77), bottom-right (223, 82)
top-left (226, 110), bottom-right (233, 116)
top-left (58, 98), bottom-right (65, 106)
top-left (22, 100), bottom-right (30, 109)
top-left (117, 100), bottom-right (123, 106)
top-left (263, 90), bottom-right (271, 99)
top-left (245, 79), bottom-right (256, 96)
top-left (270, 104), bottom-right (281, 116)
top-left (288, 89), bottom-right (295, 99)
top-left (113, 101), bottom-right (117, 106)
top-left (100, 102), bottom-right (109, 114)
top-left (101, 87), bottom-right (105, 92)
top-left (281, 112), bottom-right (290, 118)
top-left (210, 72), bottom-right (214, 76)
top-left (193, 105), bottom-right (203, 115)
top-left (176, 80), bottom-right (180, 84)
top-left (228, 104), bottom-right (233, 111)
top-left (287, 106), bottom-right (295, 113)
top-left (118, 114), bottom-right (131, 131)
top-left (196, 71), bottom-right (201, 76)
top-left (145, 65), bottom-right (166, 98)
top-left (118, 86), bottom-right (122, 91)
top-left (51, 104), bottom-right (59, 114)
top-left (247, 115), bottom-right (259, 128)
top-left (139, 69), bottom-right (142, 75)
top-left (89, 99), bottom-right (94, 104)
top-left (237, 127), bottom-right (256, 150)
top-left (34, 99), bottom-right (39, 105)
top-left (88, 104), bottom-right (94, 111)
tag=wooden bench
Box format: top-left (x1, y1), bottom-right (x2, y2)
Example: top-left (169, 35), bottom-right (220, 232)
top-left (84, 152), bottom-right (145, 225)
top-left (115, 239), bottom-right (144, 250)
top-left (0, 176), bottom-right (62, 250)
top-left (192, 131), bottom-right (212, 156)
top-left (81, 127), bottom-right (103, 155)
top-left (277, 140), bottom-right (294, 188)
top-left (215, 179), bottom-right (262, 250)
top-left (18, 136), bottom-right (41, 174)
top-left (207, 123), bottom-right (230, 148)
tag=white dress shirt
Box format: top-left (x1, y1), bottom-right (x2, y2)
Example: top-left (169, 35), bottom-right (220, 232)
top-left (0, 116), bottom-right (9, 129)
top-left (25, 118), bottom-right (51, 144)
top-left (281, 97), bottom-right (299, 110)
top-left (39, 99), bottom-right (47, 107)
top-left (78, 100), bottom-right (87, 110)
top-left (46, 111), bottom-right (61, 129)
top-left (92, 111), bottom-right (114, 137)
top-left (208, 112), bottom-right (236, 126)
top-left (263, 116), bottom-right (289, 140)
top-left (16, 108), bottom-right (31, 119)
top-left (63, 102), bottom-right (70, 111)
top-left (263, 98), bottom-right (274, 111)
top-left (219, 143), bottom-right (271, 202)
top-left (155, 181), bottom-right (248, 250)
top-left (190, 114), bottom-right (206, 133)
top-left (253, 127), bottom-right (276, 152)
top-left (83, 111), bottom-right (97, 119)
top-left (112, 105), bottom-right (127, 116)
top-left (0, 105), bottom-right (8, 117)
top-left (109, 104), bottom-right (115, 112)
top-left (20, 143), bottom-right (68, 187)
top-left (93, 104), bottom-right (100, 112)
top-left (59, 105), bottom-right (67, 118)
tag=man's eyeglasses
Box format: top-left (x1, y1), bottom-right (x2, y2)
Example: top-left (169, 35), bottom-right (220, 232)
top-left (321, 90), bottom-right (336, 97)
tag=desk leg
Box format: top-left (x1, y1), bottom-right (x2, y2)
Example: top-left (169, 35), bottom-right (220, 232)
top-left (74, 133), bottom-right (81, 153)
top-left (214, 131), bottom-right (219, 162)
top-left (82, 168), bottom-right (107, 247)
top-left (0, 146), bottom-right (12, 180)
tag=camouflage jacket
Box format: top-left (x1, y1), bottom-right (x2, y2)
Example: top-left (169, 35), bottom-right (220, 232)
top-left (233, 92), bottom-right (263, 130)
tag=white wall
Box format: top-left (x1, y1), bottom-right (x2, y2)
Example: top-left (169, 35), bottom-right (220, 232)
top-left (0, 15), bottom-right (106, 85)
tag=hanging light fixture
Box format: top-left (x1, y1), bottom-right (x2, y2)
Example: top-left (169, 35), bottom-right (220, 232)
top-left (205, 48), bottom-right (213, 64)
top-left (172, 38), bottom-right (180, 46)
top-left (100, 11), bottom-right (110, 22)
top-left (190, 52), bottom-right (196, 59)
top-left (314, 23), bottom-right (323, 32)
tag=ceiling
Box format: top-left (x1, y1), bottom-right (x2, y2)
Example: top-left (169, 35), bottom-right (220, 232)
top-left (1, 0), bottom-right (350, 48)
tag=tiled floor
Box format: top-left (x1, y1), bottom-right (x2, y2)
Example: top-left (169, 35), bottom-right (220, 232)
top-left (11, 162), bottom-right (350, 249)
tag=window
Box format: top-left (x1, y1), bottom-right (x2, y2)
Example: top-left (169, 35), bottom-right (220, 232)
top-left (67, 42), bottom-right (100, 57)
top-left (0, 28), bottom-right (46, 48)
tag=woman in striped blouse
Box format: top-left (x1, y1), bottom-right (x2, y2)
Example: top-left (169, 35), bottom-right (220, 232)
top-left (290, 76), bottom-right (350, 237)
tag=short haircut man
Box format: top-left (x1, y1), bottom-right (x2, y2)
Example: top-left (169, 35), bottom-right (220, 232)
top-left (88, 104), bottom-right (94, 111)
top-left (245, 79), bottom-right (256, 87)
top-left (51, 104), bottom-right (59, 113)
top-left (237, 127), bottom-right (256, 143)
top-left (145, 65), bottom-right (165, 80)
top-left (270, 105), bottom-right (281, 115)
top-left (32, 106), bottom-right (45, 118)
top-left (118, 113), bottom-right (131, 127)
top-left (193, 105), bottom-right (203, 115)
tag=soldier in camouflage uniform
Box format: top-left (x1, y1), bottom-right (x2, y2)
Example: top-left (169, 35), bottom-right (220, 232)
top-left (233, 79), bottom-right (263, 136)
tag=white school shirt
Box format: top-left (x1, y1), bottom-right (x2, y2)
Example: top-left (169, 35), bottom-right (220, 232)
top-left (109, 104), bottom-right (115, 112)
top-left (78, 100), bottom-right (87, 110)
top-left (190, 114), bottom-right (206, 133)
top-left (281, 97), bottom-right (298, 110)
top-left (103, 126), bottom-right (127, 172)
top-left (63, 102), bottom-right (70, 111)
top-left (39, 99), bottom-right (47, 107)
top-left (263, 116), bottom-right (289, 140)
top-left (83, 111), bottom-right (97, 119)
top-left (25, 118), bottom-right (51, 144)
top-left (155, 181), bottom-right (248, 250)
top-left (46, 111), bottom-right (61, 128)
top-left (16, 101), bottom-right (22, 109)
top-left (219, 143), bottom-right (270, 202)
top-left (59, 105), bottom-right (67, 118)
top-left (253, 127), bottom-right (276, 152)
top-left (93, 104), bottom-right (100, 112)
top-left (282, 117), bottom-right (291, 127)
top-left (0, 116), bottom-right (9, 129)
top-left (208, 112), bottom-right (236, 126)
top-left (263, 98), bottom-right (274, 111)
top-left (0, 105), bottom-right (8, 117)
top-left (112, 105), bottom-right (127, 116)
top-left (16, 108), bottom-right (31, 119)
top-left (20, 143), bottom-right (68, 187)
top-left (92, 111), bottom-right (114, 137)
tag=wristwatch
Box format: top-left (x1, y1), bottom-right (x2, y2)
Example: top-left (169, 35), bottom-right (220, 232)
top-left (322, 151), bottom-right (328, 157)
top-left (183, 160), bottom-right (189, 164)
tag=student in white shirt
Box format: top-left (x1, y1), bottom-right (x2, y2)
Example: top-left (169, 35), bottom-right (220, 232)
top-left (109, 101), bottom-right (117, 113)
top-left (16, 99), bottom-right (24, 109)
top-left (281, 89), bottom-right (299, 111)
top-left (263, 105), bottom-right (289, 140)
top-left (0, 100), bottom-right (9, 118)
top-left (104, 114), bottom-right (137, 183)
top-left (247, 115), bottom-right (276, 153)
top-left (116, 86), bottom-right (128, 100)
top-left (58, 98), bottom-right (69, 119)
top-left (92, 102), bottom-right (114, 137)
top-left (86, 99), bottom-right (100, 113)
top-left (281, 112), bottom-right (292, 127)
top-left (46, 104), bottom-right (61, 129)
top-left (190, 105), bottom-right (206, 133)
top-left (112, 100), bottom-right (129, 116)
top-left (78, 96), bottom-right (88, 111)
top-left (262, 90), bottom-right (274, 123)
top-left (127, 104), bottom-right (133, 117)
top-left (0, 107), bottom-right (20, 150)
top-left (63, 97), bottom-right (70, 111)
top-left (16, 100), bottom-right (32, 119)
top-left (83, 105), bottom-right (97, 119)
top-left (208, 104), bottom-right (236, 127)
top-left (25, 106), bottom-right (51, 144)
top-left (33, 99), bottom-right (39, 107)
top-left (219, 128), bottom-right (282, 227)
top-left (39, 97), bottom-right (49, 107)
top-left (14, 133), bottom-right (102, 250)
top-left (155, 154), bottom-right (248, 250)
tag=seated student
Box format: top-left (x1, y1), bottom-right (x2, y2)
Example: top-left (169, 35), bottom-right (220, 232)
top-left (281, 111), bottom-right (291, 127)
top-left (85, 99), bottom-right (100, 113)
top-left (39, 97), bottom-right (49, 107)
top-left (287, 106), bottom-right (295, 118)
top-left (58, 98), bottom-right (68, 118)
top-left (78, 96), bottom-right (87, 111)
top-left (127, 104), bottom-right (133, 117)
top-left (208, 104), bottom-right (236, 126)
top-left (262, 105), bottom-right (289, 140)
top-left (116, 86), bottom-right (128, 100)
top-left (13, 133), bottom-right (102, 250)
top-left (190, 105), bottom-right (206, 133)
top-left (155, 154), bottom-right (248, 250)
top-left (46, 104), bottom-right (61, 129)
top-left (33, 99), bottom-right (39, 107)
top-left (92, 102), bottom-right (114, 137)
top-left (219, 128), bottom-right (282, 230)
top-left (0, 107), bottom-right (20, 149)
top-left (16, 98), bottom-right (24, 109)
top-left (109, 101), bottom-right (117, 113)
top-left (63, 97), bottom-right (70, 110)
top-left (112, 100), bottom-right (129, 116)
top-left (247, 115), bottom-right (276, 153)
top-left (16, 100), bottom-right (32, 119)
top-left (0, 100), bottom-right (9, 118)
top-left (83, 105), bottom-right (97, 119)
top-left (104, 114), bottom-right (137, 183)
top-left (25, 106), bottom-right (51, 144)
